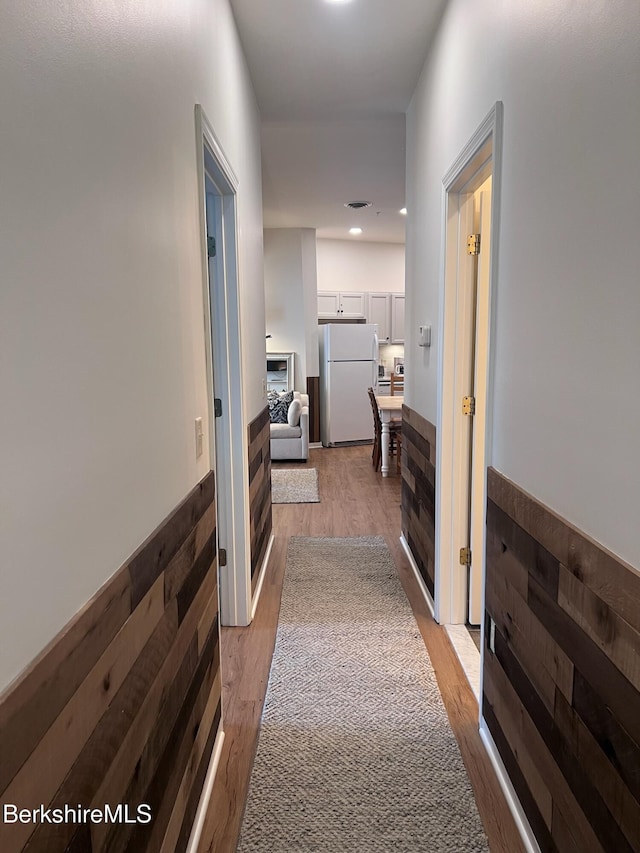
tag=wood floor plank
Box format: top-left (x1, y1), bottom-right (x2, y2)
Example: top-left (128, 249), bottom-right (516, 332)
top-left (197, 445), bottom-right (524, 853)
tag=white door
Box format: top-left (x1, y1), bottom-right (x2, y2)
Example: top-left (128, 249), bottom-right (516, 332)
top-left (435, 101), bottom-right (501, 629)
top-left (368, 293), bottom-right (391, 343)
top-left (327, 360), bottom-right (377, 443)
top-left (391, 294), bottom-right (405, 343)
top-left (198, 105), bottom-right (252, 628)
top-left (468, 177), bottom-right (492, 625)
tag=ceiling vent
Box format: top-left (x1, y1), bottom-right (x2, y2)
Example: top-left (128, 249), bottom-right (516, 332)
top-left (344, 201), bottom-right (372, 210)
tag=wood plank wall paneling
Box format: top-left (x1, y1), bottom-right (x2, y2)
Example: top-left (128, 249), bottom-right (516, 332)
top-left (306, 376), bottom-right (320, 444)
top-left (0, 472), bottom-right (221, 853)
top-left (400, 405), bottom-right (436, 598)
top-left (248, 405), bottom-right (272, 594)
top-left (484, 467), bottom-right (640, 853)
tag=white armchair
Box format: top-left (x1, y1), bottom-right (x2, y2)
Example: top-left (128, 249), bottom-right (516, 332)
top-left (270, 392), bottom-right (309, 461)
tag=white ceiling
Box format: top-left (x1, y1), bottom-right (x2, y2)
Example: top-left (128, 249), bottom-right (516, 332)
top-left (230, 0), bottom-right (447, 243)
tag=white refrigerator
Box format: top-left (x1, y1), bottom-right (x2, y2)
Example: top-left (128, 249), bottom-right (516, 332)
top-left (319, 323), bottom-right (379, 446)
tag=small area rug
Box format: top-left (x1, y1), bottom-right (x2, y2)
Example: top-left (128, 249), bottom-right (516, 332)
top-left (271, 468), bottom-right (320, 504)
top-left (237, 536), bottom-right (489, 852)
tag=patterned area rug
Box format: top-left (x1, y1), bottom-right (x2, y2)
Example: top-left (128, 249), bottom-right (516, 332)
top-left (237, 536), bottom-right (489, 852)
top-left (271, 468), bottom-right (320, 504)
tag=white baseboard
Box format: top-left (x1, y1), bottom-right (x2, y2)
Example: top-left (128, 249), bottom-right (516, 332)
top-left (308, 442), bottom-right (323, 449)
top-left (479, 719), bottom-right (541, 853)
top-left (399, 534), bottom-right (435, 618)
top-left (185, 728), bottom-right (226, 853)
top-left (251, 532), bottom-right (275, 620)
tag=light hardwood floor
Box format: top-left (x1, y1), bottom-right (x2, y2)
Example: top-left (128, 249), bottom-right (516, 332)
top-left (197, 445), bottom-right (525, 853)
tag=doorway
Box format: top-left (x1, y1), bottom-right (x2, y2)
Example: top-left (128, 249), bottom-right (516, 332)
top-left (435, 103), bottom-right (503, 634)
top-left (196, 105), bottom-right (253, 627)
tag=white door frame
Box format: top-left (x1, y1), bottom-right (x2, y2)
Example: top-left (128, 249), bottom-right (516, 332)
top-left (195, 104), bottom-right (252, 627)
top-left (435, 102), bottom-right (503, 625)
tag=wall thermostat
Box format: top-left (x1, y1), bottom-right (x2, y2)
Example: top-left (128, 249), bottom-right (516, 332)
top-left (418, 325), bottom-right (432, 347)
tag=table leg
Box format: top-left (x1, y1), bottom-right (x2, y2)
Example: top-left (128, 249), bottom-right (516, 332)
top-left (381, 414), bottom-right (390, 478)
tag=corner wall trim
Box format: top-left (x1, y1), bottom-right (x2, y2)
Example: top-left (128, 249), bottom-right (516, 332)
top-left (251, 532), bottom-right (275, 620)
top-left (400, 534), bottom-right (435, 618)
top-left (479, 719), bottom-right (541, 853)
top-left (185, 728), bottom-right (225, 853)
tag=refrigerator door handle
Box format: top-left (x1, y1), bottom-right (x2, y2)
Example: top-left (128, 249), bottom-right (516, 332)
top-left (372, 329), bottom-right (379, 389)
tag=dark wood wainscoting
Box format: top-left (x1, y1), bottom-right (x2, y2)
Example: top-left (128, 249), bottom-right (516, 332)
top-left (400, 406), bottom-right (436, 598)
top-left (306, 376), bottom-right (320, 444)
top-left (0, 472), bottom-right (221, 853)
top-left (248, 406), bottom-right (272, 594)
top-left (484, 467), bottom-right (640, 853)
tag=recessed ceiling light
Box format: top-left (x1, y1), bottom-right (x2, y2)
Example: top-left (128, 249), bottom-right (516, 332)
top-left (399, 208), bottom-right (407, 215)
top-left (325, 0), bottom-right (353, 4)
top-left (349, 227), bottom-right (363, 235)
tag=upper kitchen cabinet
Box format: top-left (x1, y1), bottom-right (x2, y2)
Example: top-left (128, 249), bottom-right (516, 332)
top-left (368, 293), bottom-right (391, 344)
top-left (318, 291), bottom-right (367, 319)
top-left (391, 294), bottom-right (405, 344)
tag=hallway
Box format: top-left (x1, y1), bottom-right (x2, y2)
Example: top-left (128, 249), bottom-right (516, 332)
top-left (198, 446), bottom-right (525, 852)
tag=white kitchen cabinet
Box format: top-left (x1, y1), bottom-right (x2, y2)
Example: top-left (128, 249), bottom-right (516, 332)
top-left (339, 292), bottom-right (367, 318)
top-left (391, 294), bottom-right (405, 344)
top-left (317, 292), bottom-right (341, 317)
top-left (317, 291), bottom-right (367, 319)
top-left (367, 293), bottom-right (391, 344)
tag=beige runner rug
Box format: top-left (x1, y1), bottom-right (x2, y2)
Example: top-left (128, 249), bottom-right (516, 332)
top-left (238, 536), bottom-right (488, 852)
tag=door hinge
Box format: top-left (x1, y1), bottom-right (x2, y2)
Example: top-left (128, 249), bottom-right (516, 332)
top-left (219, 547), bottom-right (227, 568)
top-left (462, 395), bottom-right (476, 415)
top-left (467, 233), bottom-right (481, 255)
top-left (459, 547), bottom-right (472, 567)
top-left (207, 236), bottom-right (217, 258)
top-left (214, 398), bottom-right (223, 418)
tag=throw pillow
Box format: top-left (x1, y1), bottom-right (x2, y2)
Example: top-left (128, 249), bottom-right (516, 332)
top-left (287, 398), bottom-right (302, 427)
top-left (268, 390), bottom-right (293, 424)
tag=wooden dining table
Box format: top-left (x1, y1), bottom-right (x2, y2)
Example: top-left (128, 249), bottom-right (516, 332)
top-left (375, 395), bottom-right (403, 477)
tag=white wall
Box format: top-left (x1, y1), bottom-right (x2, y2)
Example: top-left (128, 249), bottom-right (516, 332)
top-left (378, 344), bottom-right (405, 376)
top-left (264, 228), bottom-right (318, 388)
top-left (0, 0), bottom-right (265, 689)
top-left (406, 0), bottom-right (640, 567)
top-left (301, 230), bottom-right (320, 377)
top-left (316, 239), bottom-right (405, 294)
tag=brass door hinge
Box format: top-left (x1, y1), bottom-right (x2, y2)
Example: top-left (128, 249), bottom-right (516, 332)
top-left (219, 547), bottom-right (227, 568)
top-left (459, 547), bottom-right (472, 567)
top-left (467, 234), bottom-right (480, 255)
top-left (462, 395), bottom-right (476, 416)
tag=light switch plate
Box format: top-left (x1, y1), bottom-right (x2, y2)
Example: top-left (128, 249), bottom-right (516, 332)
top-left (418, 324), bottom-right (432, 347)
top-left (195, 417), bottom-right (204, 459)
top-left (489, 617), bottom-right (496, 653)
